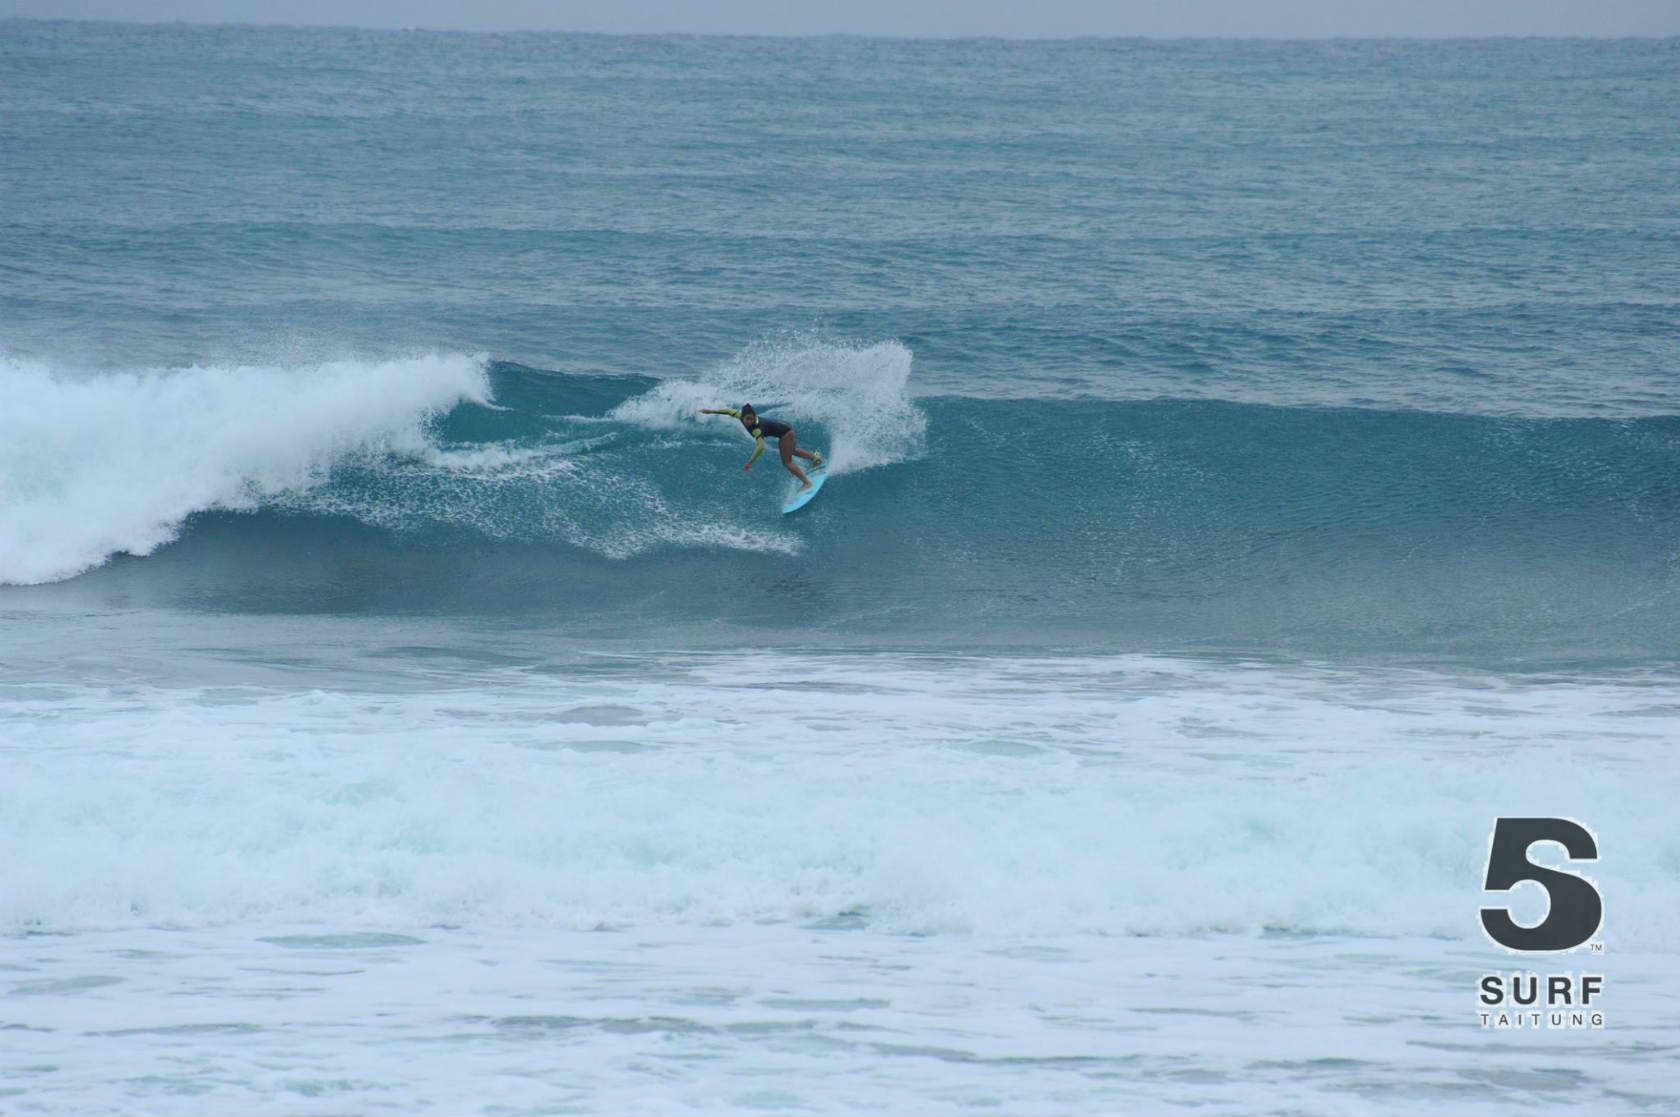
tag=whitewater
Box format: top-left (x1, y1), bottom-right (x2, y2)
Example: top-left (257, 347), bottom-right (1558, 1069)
top-left (3, 23), bottom-right (1679, 1115)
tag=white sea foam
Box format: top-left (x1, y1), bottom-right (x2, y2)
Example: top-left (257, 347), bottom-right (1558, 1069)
top-left (283, 438), bottom-right (805, 559)
top-left (0, 353), bottom-right (491, 585)
top-left (3, 652), bottom-right (1674, 948)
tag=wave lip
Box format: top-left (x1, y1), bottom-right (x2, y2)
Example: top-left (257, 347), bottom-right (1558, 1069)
top-left (0, 353), bottom-right (490, 585)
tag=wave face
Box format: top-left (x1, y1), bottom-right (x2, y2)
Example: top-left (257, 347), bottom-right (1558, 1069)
top-left (9, 342), bottom-right (1677, 661)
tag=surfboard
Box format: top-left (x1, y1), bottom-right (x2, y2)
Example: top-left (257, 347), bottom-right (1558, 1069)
top-left (781, 466), bottom-right (827, 515)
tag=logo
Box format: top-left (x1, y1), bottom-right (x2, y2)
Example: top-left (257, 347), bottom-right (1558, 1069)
top-left (1480, 816), bottom-right (1602, 951)
top-left (1477, 817), bottom-right (1604, 1029)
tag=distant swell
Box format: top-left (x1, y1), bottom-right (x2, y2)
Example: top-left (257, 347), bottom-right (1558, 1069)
top-left (7, 344), bottom-right (1680, 660)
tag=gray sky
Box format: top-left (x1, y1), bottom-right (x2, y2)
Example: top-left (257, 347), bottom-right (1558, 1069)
top-left (4, 0), bottom-right (1678, 37)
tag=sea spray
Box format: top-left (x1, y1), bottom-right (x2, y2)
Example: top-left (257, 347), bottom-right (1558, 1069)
top-left (611, 336), bottom-right (928, 475)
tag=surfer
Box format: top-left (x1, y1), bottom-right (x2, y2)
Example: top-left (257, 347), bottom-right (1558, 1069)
top-left (698, 404), bottom-right (825, 490)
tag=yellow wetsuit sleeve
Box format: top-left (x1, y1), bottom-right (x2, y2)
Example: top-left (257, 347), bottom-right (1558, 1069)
top-left (746, 434), bottom-right (766, 465)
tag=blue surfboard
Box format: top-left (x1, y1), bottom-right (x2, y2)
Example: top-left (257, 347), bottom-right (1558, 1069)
top-left (781, 466), bottom-right (827, 515)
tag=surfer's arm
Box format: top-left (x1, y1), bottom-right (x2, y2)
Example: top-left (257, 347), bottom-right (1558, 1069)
top-left (699, 407), bottom-right (742, 418)
top-left (744, 435), bottom-right (766, 469)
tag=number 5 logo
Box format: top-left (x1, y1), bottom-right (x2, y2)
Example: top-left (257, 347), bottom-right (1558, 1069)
top-left (1480, 817), bottom-right (1603, 952)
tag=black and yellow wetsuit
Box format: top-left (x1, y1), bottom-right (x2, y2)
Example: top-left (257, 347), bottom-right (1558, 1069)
top-left (713, 408), bottom-right (794, 467)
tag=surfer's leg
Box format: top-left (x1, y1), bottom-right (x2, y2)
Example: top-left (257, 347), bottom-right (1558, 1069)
top-left (779, 432), bottom-right (811, 488)
top-left (788, 432), bottom-right (824, 470)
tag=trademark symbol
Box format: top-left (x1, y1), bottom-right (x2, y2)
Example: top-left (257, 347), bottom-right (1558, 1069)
top-left (1590, 942), bottom-right (1604, 953)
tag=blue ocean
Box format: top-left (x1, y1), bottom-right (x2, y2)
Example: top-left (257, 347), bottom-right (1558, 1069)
top-left (3, 22), bottom-right (1678, 1113)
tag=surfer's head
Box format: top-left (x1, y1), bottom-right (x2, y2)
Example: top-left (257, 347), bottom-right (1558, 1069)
top-left (740, 404), bottom-right (755, 419)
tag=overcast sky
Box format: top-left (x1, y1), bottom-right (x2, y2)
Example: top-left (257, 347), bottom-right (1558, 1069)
top-left (3, 0), bottom-right (1677, 37)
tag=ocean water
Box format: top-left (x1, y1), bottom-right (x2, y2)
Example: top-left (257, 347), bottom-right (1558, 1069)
top-left (3, 22), bottom-right (1679, 1114)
